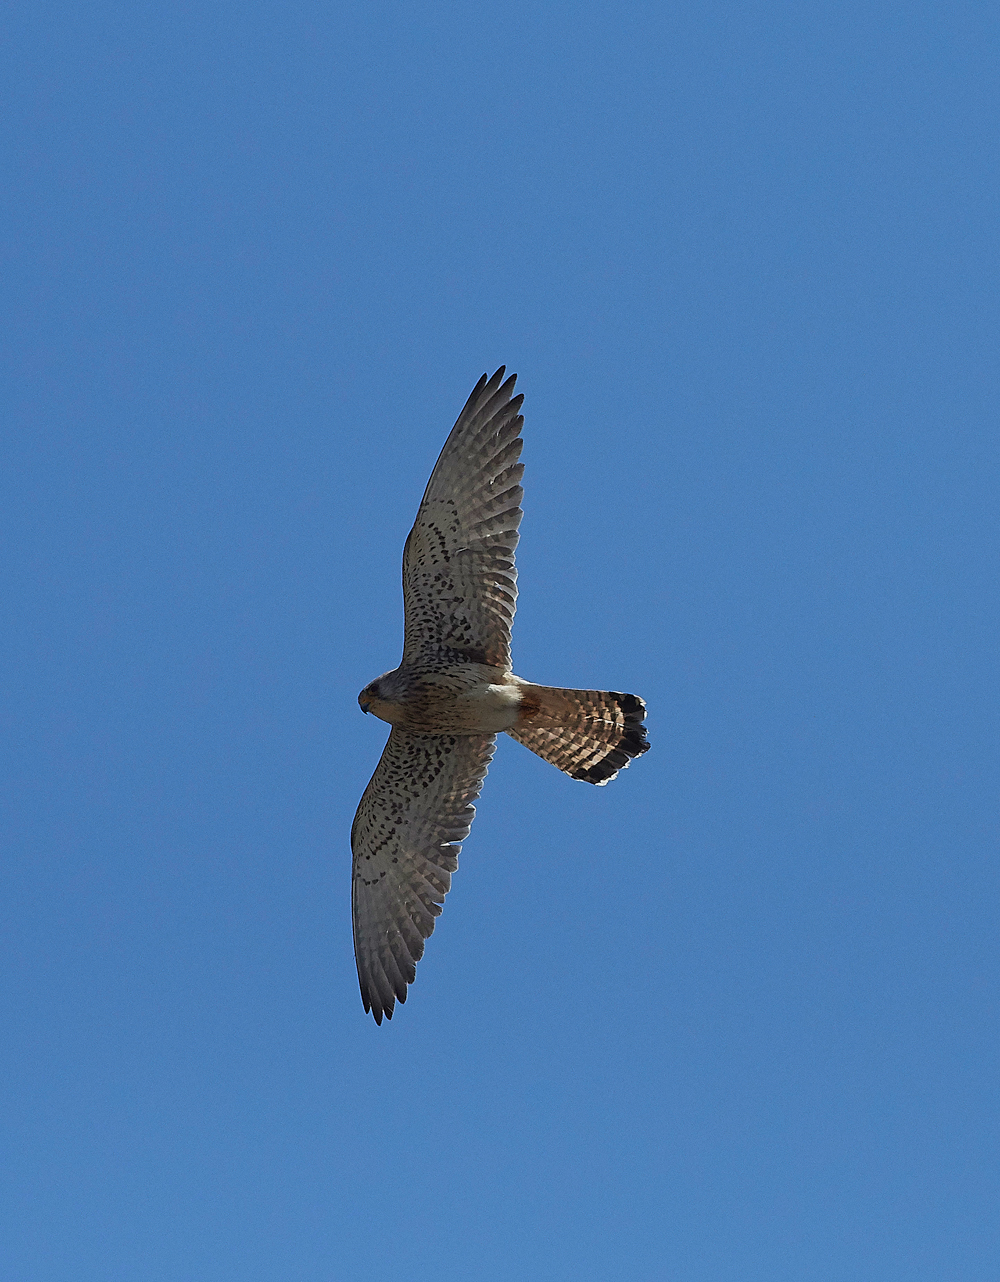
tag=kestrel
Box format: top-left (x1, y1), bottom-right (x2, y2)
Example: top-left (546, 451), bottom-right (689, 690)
top-left (352, 368), bottom-right (649, 1022)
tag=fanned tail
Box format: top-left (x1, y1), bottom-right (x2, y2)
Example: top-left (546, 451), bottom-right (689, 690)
top-left (507, 685), bottom-right (649, 785)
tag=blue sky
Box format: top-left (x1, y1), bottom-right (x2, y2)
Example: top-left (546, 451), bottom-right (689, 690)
top-left (4, 2), bottom-right (998, 1278)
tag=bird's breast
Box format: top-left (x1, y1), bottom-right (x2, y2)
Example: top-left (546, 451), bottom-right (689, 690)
top-left (395, 665), bottom-right (522, 734)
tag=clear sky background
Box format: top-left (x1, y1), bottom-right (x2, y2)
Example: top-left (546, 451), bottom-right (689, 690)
top-left (4, 3), bottom-right (998, 1279)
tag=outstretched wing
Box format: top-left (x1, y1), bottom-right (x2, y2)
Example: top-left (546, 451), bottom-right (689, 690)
top-left (402, 368), bottom-right (524, 671)
top-left (351, 728), bottom-right (497, 1023)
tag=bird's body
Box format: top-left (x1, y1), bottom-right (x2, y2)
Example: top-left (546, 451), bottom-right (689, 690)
top-left (360, 661), bottom-right (522, 734)
top-left (352, 368), bottom-right (649, 1022)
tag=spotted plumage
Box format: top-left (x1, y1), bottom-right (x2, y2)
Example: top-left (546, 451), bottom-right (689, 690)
top-left (353, 368), bottom-right (649, 1023)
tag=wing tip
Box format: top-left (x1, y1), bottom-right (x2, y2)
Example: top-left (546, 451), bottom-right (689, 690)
top-left (477, 366), bottom-right (516, 409)
top-left (362, 983), bottom-right (395, 1026)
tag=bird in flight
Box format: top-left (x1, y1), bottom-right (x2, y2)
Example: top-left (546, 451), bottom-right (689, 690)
top-left (352, 368), bottom-right (649, 1022)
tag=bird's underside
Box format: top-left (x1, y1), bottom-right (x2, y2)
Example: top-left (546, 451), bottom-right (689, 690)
top-left (352, 367), bottom-right (649, 1023)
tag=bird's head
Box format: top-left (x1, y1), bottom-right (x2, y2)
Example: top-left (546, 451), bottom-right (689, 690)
top-left (358, 673), bottom-right (406, 725)
top-left (358, 680), bottom-right (378, 715)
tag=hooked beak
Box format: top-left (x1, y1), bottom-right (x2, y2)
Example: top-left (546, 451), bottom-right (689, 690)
top-left (360, 701), bottom-right (371, 714)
